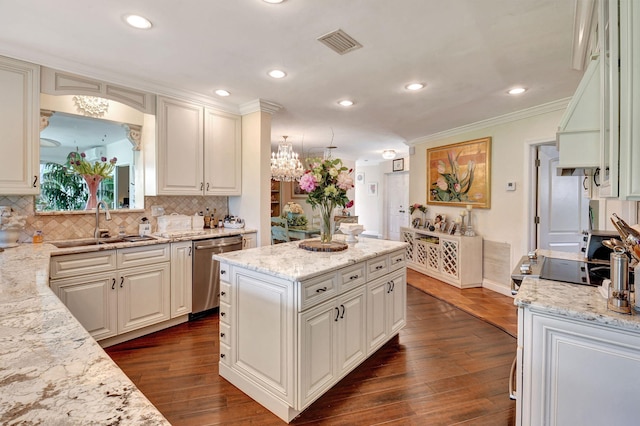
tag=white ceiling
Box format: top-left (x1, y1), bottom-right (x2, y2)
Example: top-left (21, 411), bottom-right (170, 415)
top-left (0, 0), bottom-right (584, 163)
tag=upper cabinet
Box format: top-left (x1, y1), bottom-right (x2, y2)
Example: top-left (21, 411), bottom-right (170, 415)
top-left (156, 96), bottom-right (241, 196)
top-left (618, 0), bottom-right (640, 199)
top-left (0, 56), bottom-right (40, 194)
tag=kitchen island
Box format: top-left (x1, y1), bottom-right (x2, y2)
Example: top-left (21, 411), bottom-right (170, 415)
top-left (214, 237), bottom-right (408, 423)
top-left (0, 244), bottom-right (169, 425)
top-left (514, 276), bottom-right (640, 426)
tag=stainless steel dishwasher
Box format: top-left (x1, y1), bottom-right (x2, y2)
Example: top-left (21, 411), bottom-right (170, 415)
top-left (191, 235), bottom-right (243, 319)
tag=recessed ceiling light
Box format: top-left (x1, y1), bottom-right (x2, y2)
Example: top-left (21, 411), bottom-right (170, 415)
top-left (338, 100), bottom-right (354, 107)
top-left (268, 69), bottom-right (287, 79)
top-left (124, 14), bottom-right (152, 30)
top-left (405, 83), bottom-right (425, 91)
top-left (215, 89), bottom-right (230, 97)
top-left (508, 87), bottom-right (527, 95)
top-left (263, 0), bottom-right (285, 3)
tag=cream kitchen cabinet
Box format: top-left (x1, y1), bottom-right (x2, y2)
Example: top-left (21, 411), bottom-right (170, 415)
top-left (170, 241), bottom-right (192, 318)
top-left (242, 232), bottom-right (257, 249)
top-left (517, 305), bottom-right (640, 426)
top-left (217, 244), bottom-right (406, 423)
top-left (299, 285), bottom-right (367, 408)
top-left (366, 269), bottom-right (406, 354)
top-left (50, 244), bottom-right (171, 342)
top-left (0, 56), bottom-right (39, 194)
top-left (156, 96), bottom-right (241, 196)
top-left (619, 0), bottom-right (640, 199)
top-left (401, 227), bottom-right (482, 288)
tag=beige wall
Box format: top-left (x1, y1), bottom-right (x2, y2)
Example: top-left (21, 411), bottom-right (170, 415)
top-left (409, 107), bottom-right (566, 294)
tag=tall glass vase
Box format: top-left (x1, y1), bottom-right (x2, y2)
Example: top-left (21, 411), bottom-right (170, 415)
top-left (318, 202), bottom-right (335, 244)
top-left (83, 174), bottom-right (102, 210)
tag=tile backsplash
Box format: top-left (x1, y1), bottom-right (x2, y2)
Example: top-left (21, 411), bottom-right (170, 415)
top-left (0, 195), bottom-right (228, 242)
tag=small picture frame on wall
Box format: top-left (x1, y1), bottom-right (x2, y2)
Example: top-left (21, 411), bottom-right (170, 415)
top-left (392, 158), bottom-right (404, 172)
top-left (368, 182), bottom-right (378, 196)
top-left (356, 171), bottom-right (365, 184)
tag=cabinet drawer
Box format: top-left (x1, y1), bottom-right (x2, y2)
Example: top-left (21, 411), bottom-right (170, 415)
top-left (219, 262), bottom-right (231, 281)
top-left (50, 250), bottom-right (117, 279)
top-left (219, 342), bottom-right (231, 366)
top-left (389, 251), bottom-right (406, 272)
top-left (220, 281), bottom-right (231, 304)
top-left (338, 262), bottom-right (366, 292)
top-left (299, 273), bottom-right (338, 311)
top-left (117, 244), bottom-right (170, 268)
top-left (219, 322), bottom-right (231, 346)
top-left (219, 301), bottom-right (231, 324)
top-left (367, 256), bottom-right (389, 280)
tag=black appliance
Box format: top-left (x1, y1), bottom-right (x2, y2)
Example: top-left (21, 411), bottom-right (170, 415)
top-left (583, 230), bottom-right (623, 261)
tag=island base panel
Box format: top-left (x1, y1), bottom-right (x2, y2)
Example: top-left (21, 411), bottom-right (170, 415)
top-left (220, 364), bottom-right (301, 423)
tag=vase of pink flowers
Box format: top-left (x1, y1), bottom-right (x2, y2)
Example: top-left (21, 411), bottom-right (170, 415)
top-left (299, 158), bottom-right (354, 244)
top-left (67, 150), bottom-right (117, 210)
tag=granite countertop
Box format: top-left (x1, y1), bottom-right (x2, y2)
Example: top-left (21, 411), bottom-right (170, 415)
top-left (214, 237), bottom-right (408, 281)
top-left (49, 227), bottom-right (257, 255)
top-left (0, 244), bottom-right (170, 424)
top-left (515, 274), bottom-right (640, 334)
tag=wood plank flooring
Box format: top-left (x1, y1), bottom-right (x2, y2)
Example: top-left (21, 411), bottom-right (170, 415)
top-left (106, 275), bottom-right (517, 425)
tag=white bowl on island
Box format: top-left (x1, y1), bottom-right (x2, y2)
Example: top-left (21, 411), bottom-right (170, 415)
top-left (339, 223), bottom-right (364, 243)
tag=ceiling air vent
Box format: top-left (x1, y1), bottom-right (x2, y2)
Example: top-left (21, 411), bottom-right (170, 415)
top-left (317, 29), bottom-right (362, 55)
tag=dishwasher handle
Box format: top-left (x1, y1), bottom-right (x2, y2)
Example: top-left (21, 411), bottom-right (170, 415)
top-left (194, 238), bottom-right (243, 250)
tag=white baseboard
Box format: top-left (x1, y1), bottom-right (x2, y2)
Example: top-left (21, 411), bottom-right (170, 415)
top-left (482, 279), bottom-right (514, 298)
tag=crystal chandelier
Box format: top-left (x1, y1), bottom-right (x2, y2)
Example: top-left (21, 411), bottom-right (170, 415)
top-left (270, 136), bottom-right (304, 182)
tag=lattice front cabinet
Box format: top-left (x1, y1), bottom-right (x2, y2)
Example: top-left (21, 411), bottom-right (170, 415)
top-left (400, 227), bottom-right (482, 288)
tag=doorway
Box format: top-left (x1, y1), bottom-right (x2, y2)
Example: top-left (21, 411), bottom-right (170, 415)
top-left (385, 171), bottom-right (409, 240)
top-left (535, 144), bottom-right (590, 252)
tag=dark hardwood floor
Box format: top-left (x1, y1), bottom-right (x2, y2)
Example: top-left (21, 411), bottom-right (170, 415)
top-left (106, 274), bottom-right (517, 425)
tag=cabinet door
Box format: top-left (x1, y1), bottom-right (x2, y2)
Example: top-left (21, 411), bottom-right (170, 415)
top-left (50, 272), bottom-right (118, 341)
top-left (619, 0), bottom-right (640, 199)
top-left (117, 262), bottom-right (171, 334)
top-left (204, 108), bottom-right (241, 195)
top-left (387, 270), bottom-right (407, 336)
top-left (0, 56), bottom-right (39, 194)
top-left (170, 242), bottom-right (192, 318)
top-left (523, 310), bottom-right (640, 426)
top-left (299, 300), bottom-right (336, 408)
top-left (156, 96), bottom-right (204, 195)
top-left (439, 238), bottom-right (459, 280)
top-left (366, 277), bottom-right (389, 353)
top-left (242, 232), bottom-right (257, 249)
top-left (336, 286), bottom-right (367, 374)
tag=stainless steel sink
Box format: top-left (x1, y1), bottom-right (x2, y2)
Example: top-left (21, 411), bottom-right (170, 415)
top-left (51, 235), bottom-right (156, 248)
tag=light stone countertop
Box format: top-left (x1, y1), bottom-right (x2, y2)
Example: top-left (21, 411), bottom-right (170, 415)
top-left (213, 237), bottom-right (408, 282)
top-left (515, 267), bottom-right (640, 334)
top-left (0, 243), bottom-right (170, 424)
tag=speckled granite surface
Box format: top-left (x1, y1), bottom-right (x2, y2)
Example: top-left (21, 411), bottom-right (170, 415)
top-left (0, 244), bottom-right (169, 424)
top-left (515, 276), bottom-right (640, 332)
top-left (214, 237), bottom-right (408, 281)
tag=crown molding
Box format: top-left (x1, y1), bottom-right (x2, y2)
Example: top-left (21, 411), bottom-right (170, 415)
top-left (407, 98), bottom-right (571, 146)
top-left (239, 99), bottom-right (282, 115)
top-left (0, 48), bottom-right (242, 115)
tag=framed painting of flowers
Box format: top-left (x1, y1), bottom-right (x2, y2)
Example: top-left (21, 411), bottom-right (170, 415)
top-left (426, 137), bottom-right (491, 209)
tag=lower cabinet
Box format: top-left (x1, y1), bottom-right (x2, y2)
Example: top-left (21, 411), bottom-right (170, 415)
top-left (517, 306), bottom-right (640, 425)
top-left (299, 286), bottom-right (367, 407)
top-left (366, 269), bottom-right (406, 353)
top-left (242, 232), bottom-right (257, 249)
top-left (50, 244), bottom-right (172, 341)
top-left (170, 241), bottom-right (192, 317)
top-left (218, 249), bottom-right (406, 423)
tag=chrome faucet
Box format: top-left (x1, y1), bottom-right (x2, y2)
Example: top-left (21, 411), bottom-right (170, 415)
top-left (94, 200), bottom-right (112, 239)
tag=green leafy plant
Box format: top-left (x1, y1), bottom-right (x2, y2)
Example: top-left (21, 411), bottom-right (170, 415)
top-left (38, 162), bottom-right (87, 211)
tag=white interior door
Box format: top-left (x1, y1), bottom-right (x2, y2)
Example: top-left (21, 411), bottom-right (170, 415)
top-left (537, 145), bottom-right (589, 252)
top-left (385, 172), bottom-right (409, 240)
